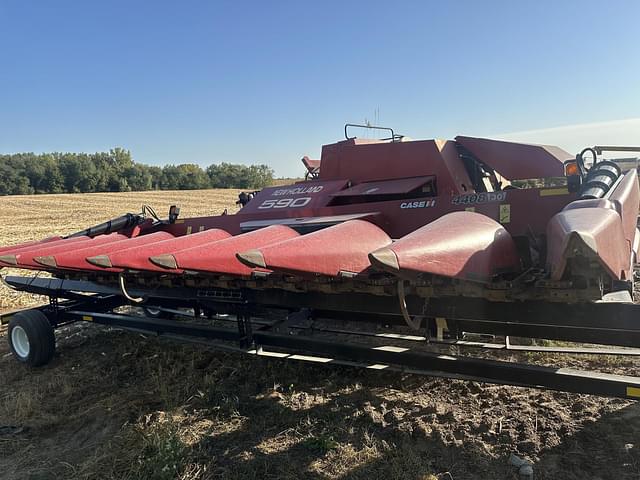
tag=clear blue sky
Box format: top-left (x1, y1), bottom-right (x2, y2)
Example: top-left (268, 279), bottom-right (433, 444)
top-left (1, 0), bottom-right (639, 176)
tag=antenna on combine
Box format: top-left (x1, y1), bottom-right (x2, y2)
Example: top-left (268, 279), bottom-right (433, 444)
top-left (362, 109), bottom-right (381, 138)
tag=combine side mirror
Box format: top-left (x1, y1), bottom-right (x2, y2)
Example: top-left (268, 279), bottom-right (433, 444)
top-left (168, 205), bottom-right (180, 224)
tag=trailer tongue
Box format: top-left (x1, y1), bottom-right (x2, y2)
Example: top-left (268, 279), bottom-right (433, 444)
top-left (2, 126), bottom-right (640, 399)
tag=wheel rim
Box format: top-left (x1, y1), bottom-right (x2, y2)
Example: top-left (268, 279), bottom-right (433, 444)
top-left (11, 325), bottom-right (30, 358)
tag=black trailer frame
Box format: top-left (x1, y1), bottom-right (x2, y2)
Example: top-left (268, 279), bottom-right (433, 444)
top-left (2, 275), bottom-right (640, 400)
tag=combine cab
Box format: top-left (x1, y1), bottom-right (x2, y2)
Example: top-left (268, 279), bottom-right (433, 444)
top-left (3, 125), bottom-right (640, 399)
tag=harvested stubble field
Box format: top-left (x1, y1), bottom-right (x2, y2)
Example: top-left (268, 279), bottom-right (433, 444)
top-left (0, 189), bottom-right (639, 480)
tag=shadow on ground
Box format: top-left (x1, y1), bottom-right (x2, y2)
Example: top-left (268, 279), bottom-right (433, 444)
top-left (0, 325), bottom-right (638, 479)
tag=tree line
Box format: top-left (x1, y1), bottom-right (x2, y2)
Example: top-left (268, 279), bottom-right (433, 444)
top-left (0, 148), bottom-right (275, 195)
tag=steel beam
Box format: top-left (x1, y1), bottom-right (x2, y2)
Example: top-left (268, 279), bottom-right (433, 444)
top-left (6, 275), bottom-right (640, 348)
top-left (253, 332), bottom-right (640, 400)
top-left (49, 308), bottom-right (640, 400)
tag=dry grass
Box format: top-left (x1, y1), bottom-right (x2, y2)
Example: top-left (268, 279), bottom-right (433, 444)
top-left (0, 189), bottom-right (240, 312)
top-left (0, 190), bottom-right (639, 479)
top-left (0, 189), bottom-right (241, 245)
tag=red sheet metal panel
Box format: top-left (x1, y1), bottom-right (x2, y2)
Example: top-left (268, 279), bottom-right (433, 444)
top-left (319, 139), bottom-right (473, 195)
top-left (455, 136), bottom-right (570, 180)
top-left (562, 198), bottom-right (619, 213)
top-left (0, 236), bottom-right (62, 255)
top-left (330, 176), bottom-right (435, 197)
top-left (547, 206), bottom-right (630, 281)
top-left (15, 233), bottom-right (128, 268)
top-left (154, 225), bottom-right (300, 276)
top-left (239, 212), bottom-right (380, 232)
top-left (89, 229), bottom-right (231, 272)
top-left (35, 231), bottom-right (174, 271)
top-left (608, 169), bottom-right (640, 250)
top-left (0, 236), bottom-right (89, 266)
top-left (236, 220), bottom-right (392, 277)
top-left (369, 211), bottom-right (520, 282)
top-left (238, 179), bottom-right (350, 215)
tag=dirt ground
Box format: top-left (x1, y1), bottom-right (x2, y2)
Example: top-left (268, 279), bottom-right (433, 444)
top-left (0, 190), bottom-right (639, 480)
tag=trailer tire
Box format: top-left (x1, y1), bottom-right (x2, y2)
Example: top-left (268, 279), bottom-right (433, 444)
top-left (7, 310), bottom-right (56, 367)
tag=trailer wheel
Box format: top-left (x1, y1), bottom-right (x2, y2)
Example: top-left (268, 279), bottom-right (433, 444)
top-left (7, 310), bottom-right (56, 367)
